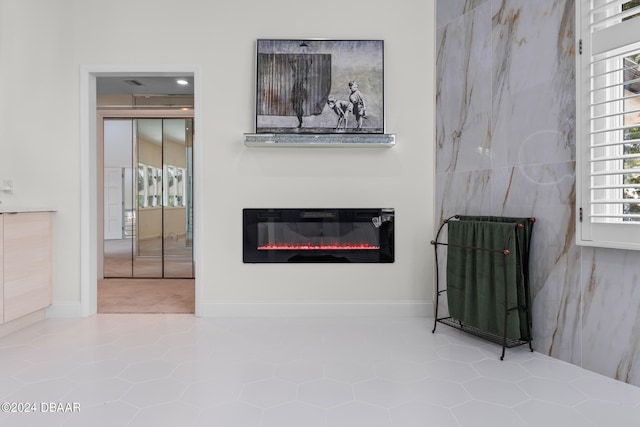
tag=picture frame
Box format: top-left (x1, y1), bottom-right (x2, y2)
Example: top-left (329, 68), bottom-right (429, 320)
top-left (255, 39), bottom-right (384, 134)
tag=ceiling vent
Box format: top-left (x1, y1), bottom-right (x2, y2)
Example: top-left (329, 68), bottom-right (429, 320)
top-left (124, 79), bottom-right (144, 86)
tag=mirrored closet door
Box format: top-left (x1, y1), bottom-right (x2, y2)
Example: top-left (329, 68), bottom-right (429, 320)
top-left (103, 118), bottom-right (194, 278)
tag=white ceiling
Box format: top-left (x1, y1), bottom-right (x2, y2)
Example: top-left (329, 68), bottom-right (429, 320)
top-left (97, 76), bottom-right (194, 95)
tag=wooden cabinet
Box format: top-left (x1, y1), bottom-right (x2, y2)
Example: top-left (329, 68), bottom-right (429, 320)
top-left (0, 217), bottom-right (3, 323)
top-left (1, 212), bottom-right (53, 324)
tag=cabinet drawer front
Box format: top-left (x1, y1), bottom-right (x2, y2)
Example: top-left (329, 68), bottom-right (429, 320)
top-left (3, 212), bottom-right (53, 322)
top-left (0, 215), bottom-right (3, 323)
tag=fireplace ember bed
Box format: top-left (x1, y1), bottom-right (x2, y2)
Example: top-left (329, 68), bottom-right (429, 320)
top-left (243, 208), bottom-right (394, 263)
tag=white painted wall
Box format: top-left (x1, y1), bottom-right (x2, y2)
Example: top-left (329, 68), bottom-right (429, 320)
top-left (0, 0), bottom-right (435, 316)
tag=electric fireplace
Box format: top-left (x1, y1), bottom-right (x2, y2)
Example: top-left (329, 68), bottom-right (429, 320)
top-left (243, 208), bottom-right (394, 263)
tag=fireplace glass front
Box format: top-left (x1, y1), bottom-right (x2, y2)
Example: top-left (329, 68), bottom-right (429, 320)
top-left (243, 209), bottom-right (394, 263)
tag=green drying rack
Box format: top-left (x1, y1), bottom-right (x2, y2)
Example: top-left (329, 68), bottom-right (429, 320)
top-left (431, 215), bottom-right (536, 360)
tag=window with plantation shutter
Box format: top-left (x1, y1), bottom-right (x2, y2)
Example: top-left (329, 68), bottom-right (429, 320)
top-left (576, 0), bottom-right (640, 250)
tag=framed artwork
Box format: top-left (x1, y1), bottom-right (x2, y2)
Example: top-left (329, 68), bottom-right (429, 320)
top-left (255, 39), bottom-right (384, 134)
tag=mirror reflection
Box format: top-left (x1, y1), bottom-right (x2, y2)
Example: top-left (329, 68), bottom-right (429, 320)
top-left (103, 118), bottom-right (194, 278)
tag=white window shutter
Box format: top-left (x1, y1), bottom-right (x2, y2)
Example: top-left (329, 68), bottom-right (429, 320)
top-left (576, 0), bottom-right (640, 250)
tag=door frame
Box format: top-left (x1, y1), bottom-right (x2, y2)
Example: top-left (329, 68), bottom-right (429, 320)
top-left (80, 65), bottom-right (202, 316)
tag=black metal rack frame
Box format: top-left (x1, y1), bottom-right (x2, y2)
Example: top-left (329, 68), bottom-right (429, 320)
top-left (431, 215), bottom-right (535, 360)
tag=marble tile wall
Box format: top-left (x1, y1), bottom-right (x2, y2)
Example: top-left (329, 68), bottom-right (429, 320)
top-left (436, 0), bottom-right (640, 386)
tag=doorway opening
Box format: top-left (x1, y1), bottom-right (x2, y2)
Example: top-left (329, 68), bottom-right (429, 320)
top-left (95, 74), bottom-right (197, 314)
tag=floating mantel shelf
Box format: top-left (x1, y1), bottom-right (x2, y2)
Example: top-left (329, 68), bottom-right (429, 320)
top-left (244, 133), bottom-right (395, 148)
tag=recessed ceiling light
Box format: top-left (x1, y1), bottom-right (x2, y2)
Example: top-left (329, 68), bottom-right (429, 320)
top-left (177, 79), bottom-right (189, 85)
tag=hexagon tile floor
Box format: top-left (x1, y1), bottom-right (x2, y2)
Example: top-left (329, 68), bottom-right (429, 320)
top-left (1, 315), bottom-right (639, 427)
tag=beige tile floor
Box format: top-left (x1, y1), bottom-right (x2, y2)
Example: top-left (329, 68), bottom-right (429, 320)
top-left (98, 279), bottom-right (195, 314)
top-left (0, 315), bottom-right (639, 427)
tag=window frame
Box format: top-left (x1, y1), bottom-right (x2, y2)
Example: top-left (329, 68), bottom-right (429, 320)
top-left (576, 0), bottom-right (640, 251)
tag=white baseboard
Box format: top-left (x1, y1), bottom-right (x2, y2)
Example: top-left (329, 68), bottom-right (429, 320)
top-left (196, 300), bottom-right (433, 318)
top-left (46, 302), bottom-right (84, 318)
top-left (44, 301), bottom-right (433, 318)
